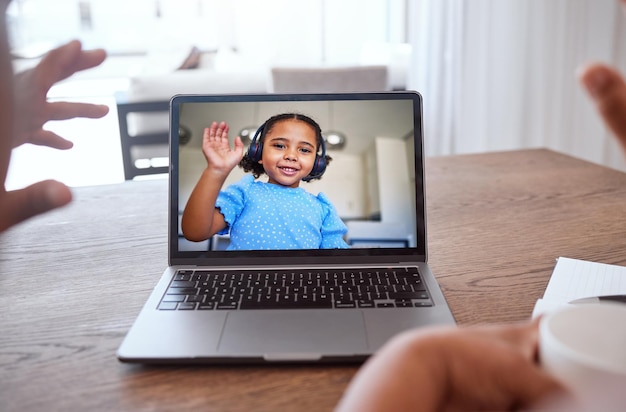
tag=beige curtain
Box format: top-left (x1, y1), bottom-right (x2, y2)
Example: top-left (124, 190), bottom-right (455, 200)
top-left (408, 0), bottom-right (626, 172)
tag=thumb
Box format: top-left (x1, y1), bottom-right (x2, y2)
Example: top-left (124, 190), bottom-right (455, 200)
top-left (234, 135), bottom-right (245, 158)
top-left (0, 180), bottom-right (72, 232)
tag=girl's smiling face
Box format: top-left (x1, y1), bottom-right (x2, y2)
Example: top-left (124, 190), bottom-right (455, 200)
top-left (259, 119), bottom-right (318, 188)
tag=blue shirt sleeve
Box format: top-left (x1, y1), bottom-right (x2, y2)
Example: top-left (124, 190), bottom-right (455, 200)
top-left (215, 175), bottom-right (254, 235)
top-left (317, 192), bottom-right (349, 249)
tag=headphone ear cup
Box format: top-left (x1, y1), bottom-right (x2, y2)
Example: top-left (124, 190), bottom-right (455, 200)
top-left (310, 154), bottom-right (327, 177)
top-left (246, 124), bottom-right (265, 162)
top-left (306, 135), bottom-right (327, 181)
top-left (247, 141), bottom-right (262, 162)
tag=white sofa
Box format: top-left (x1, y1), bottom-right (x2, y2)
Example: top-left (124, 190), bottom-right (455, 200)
top-left (116, 45), bottom-right (409, 180)
top-left (122, 68), bottom-right (270, 137)
top-left (116, 48), bottom-right (271, 179)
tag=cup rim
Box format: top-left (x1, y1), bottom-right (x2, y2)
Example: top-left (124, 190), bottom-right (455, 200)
top-left (539, 303), bottom-right (626, 377)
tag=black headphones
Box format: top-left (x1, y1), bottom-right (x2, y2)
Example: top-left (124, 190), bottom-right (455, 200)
top-left (247, 120), bottom-right (327, 182)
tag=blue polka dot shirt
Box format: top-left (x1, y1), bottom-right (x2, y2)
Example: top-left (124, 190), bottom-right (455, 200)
top-left (215, 175), bottom-right (349, 250)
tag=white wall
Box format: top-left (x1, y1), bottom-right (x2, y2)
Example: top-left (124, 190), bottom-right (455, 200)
top-left (8, 0), bottom-right (404, 67)
top-left (374, 137), bottom-right (414, 225)
top-left (305, 153), bottom-right (365, 219)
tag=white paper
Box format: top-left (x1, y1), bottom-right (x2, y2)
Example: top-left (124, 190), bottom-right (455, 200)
top-left (532, 257), bottom-right (626, 318)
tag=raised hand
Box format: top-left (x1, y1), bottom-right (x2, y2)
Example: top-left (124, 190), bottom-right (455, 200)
top-left (181, 121), bottom-right (243, 241)
top-left (202, 121), bottom-right (244, 174)
top-left (579, 63), bottom-right (626, 156)
top-left (12, 40), bottom-right (109, 150)
top-left (0, 39), bottom-right (109, 233)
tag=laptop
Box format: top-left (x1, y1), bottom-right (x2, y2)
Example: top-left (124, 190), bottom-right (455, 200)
top-left (117, 91), bottom-right (456, 364)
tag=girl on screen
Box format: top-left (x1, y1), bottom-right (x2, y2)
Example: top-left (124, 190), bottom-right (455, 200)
top-left (181, 113), bottom-right (348, 250)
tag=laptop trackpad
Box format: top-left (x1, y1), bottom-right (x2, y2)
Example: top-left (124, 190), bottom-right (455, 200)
top-left (218, 310), bottom-right (367, 359)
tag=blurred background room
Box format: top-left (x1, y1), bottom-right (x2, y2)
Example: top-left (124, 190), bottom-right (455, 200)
top-left (5, 0), bottom-right (626, 190)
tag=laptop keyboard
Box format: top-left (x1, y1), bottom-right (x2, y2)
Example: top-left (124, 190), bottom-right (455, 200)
top-left (157, 267), bottom-right (432, 310)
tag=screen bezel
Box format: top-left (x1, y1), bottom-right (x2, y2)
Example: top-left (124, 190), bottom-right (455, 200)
top-left (168, 92), bottom-right (427, 266)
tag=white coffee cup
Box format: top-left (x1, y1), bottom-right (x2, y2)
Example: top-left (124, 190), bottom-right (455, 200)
top-left (539, 302), bottom-right (626, 402)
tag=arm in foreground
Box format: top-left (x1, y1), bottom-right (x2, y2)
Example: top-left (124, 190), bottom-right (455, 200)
top-left (335, 320), bottom-right (564, 412)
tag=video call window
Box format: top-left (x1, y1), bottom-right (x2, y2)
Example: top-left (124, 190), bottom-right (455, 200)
top-left (175, 98), bottom-right (418, 253)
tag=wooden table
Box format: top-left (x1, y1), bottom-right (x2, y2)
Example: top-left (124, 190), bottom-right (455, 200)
top-left (2, 149), bottom-right (626, 411)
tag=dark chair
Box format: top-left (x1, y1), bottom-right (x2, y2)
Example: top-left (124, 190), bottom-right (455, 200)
top-left (116, 97), bottom-right (169, 180)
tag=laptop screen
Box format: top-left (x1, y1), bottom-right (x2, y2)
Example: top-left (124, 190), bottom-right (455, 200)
top-left (169, 92), bottom-right (426, 266)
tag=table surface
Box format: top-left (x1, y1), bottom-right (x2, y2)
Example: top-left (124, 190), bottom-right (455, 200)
top-left (2, 149), bottom-right (626, 412)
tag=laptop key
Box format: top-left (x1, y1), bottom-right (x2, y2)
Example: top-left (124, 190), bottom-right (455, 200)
top-left (216, 301), bottom-right (239, 310)
top-left (376, 302), bottom-right (395, 308)
top-left (394, 284), bottom-right (414, 292)
top-left (178, 302), bottom-right (196, 310)
top-left (162, 294), bottom-right (185, 302)
top-left (158, 301), bottom-right (178, 310)
top-left (167, 287), bottom-right (197, 295)
top-left (388, 291), bottom-right (430, 300)
top-left (174, 271), bottom-right (193, 281)
top-left (410, 282), bottom-right (427, 292)
top-left (415, 301), bottom-right (433, 307)
top-left (240, 298), bottom-right (332, 309)
top-left (171, 280), bottom-right (196, 288)
top-left (198, 302), bottom-right (216, 310)
top-left (335, 301), bottom-right (356, 308)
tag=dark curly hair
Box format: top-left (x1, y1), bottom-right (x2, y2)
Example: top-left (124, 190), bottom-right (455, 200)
top-left (239, 112), bottom-right (332, 182)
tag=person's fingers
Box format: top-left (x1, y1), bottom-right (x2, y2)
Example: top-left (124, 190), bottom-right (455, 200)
top-left (38, 40), bottom-right (106, 89)
top-left (210, 122), bottom-right (221, 140)
top-left (499, 357), bottom-right (566, 410)
top-left (72, 47), bottom-right (107, 72)
top-left (442, 324), bottom-right (565, 410)
top-left (487, 322), bottom-right (565, 408)
top-left (579, 63), bottom-right (626, 152)
top-left (46, 101), bottom-right (109, 121)
top-left (456, 320), bottom-right (540, 362)
top-left (27, 129), bottom-right (73, 150)
top-left (204, 125), bottom-right (214, 143)
top-left (489, 319), bottom-right (541, 360)
top-left (0, 180), bottom-right (72, 232)
top-left (215, 121), bottom-right (228, 141)
top-left (221, 123), bottom-right (229, 140)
